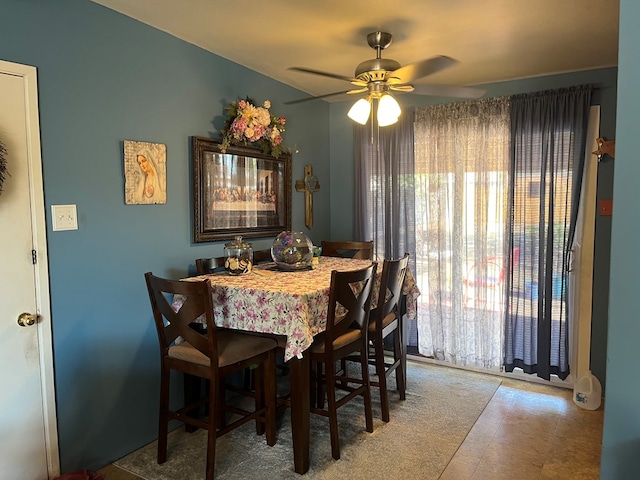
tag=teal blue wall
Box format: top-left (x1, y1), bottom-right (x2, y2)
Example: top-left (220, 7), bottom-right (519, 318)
top-left (601, 0), bottom-right (640, 477)
top-left (329, 68), bottom-right (618, 389)
top-left (0, 0), bottom-right (626, 475)
top-left (0, 0), bottom-right (331, 473)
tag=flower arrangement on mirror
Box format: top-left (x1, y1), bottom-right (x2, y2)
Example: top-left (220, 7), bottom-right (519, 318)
top-left (219, 97), bottom-right (288, 158)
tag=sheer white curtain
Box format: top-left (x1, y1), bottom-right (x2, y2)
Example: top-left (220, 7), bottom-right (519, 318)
top-left (414, 97), bottom-right (511, 369)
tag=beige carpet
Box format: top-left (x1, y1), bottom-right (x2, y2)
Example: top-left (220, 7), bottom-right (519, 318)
top-left (114, 361), bottom-right (502, 480)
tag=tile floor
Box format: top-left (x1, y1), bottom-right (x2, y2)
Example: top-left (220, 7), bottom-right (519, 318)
top-left (97, 375), bottom-right (604, 480)
top-left (440, 377), bottom-right (603, 480)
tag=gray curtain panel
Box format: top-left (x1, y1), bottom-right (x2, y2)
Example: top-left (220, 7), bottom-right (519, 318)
top-left (354, 110), bottom-right (417, 266)
top-left (354, 110), bottom-right (418, 347)
top-left (504, 85), bottom-right (593, 381)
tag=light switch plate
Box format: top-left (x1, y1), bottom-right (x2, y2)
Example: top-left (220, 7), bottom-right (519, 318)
top-left (52, 204), bottom-right (78, 231)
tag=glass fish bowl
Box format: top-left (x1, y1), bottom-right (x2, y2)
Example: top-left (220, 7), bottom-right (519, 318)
top-left (270, 231), bottom-right (313, 271)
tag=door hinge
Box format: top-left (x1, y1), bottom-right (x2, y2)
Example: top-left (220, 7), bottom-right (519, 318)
top-left (32, 249), bottom-right (37, 264)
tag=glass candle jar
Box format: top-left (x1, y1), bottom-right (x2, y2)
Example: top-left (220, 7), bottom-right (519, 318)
top-left (224, 236), bottom-right (253, 275)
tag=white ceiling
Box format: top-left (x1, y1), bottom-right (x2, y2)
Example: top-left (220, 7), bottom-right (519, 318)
top-left (92, 0), bottom-right (619, 102)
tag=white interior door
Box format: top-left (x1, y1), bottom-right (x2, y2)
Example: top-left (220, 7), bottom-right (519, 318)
top-left (0, 61), bottom-right (59, 479)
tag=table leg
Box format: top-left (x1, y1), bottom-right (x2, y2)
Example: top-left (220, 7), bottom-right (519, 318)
top-left (288, 353), bottom-right (310, 474)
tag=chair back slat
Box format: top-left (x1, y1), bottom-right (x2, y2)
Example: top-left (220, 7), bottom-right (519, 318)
top-left (195, 257), bottom-right (226, 274)
top-left (321, 240), bottom-right (374, 260)
top-left (145, 272), bottom-right (217, 362)
top-left (252, 249), bottom-right (273, 264)
top-left (325, 263), bottom-right (377, 350)
top-left (374, 253), bottom-right (410, 327)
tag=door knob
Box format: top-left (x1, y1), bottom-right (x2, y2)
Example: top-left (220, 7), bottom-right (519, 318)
top-left (17, 312), bottom-right (37, 327)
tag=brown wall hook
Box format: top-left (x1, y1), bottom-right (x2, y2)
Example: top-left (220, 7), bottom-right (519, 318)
top-left (592, 137), bottom-right (615, 160)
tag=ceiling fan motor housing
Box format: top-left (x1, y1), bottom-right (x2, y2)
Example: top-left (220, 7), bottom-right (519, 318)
top-left (355, 58), bottom-right (402, 82)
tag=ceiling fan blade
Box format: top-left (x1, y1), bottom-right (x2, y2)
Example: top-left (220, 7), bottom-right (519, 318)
top-left (409, 83), bottom-right (486, 99)
top-left (389, 85), bottom-right (415, 93)
top-left (288, 67), bottom-right (359, 84)
top-left (389, 56), bottom-right (458, 84)
top-left (284, 90), bottom-right (354, 105)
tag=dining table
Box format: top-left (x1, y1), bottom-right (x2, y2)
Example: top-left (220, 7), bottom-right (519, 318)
top-left (177, 256), bottom-right (420, 474)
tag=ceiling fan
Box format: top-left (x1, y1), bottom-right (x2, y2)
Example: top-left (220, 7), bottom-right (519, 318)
top-left (287, 31), bottom-right (485, 126)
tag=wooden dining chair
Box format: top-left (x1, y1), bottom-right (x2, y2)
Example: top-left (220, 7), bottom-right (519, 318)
top-left (308, 263), bottom-right (377, 460)
top-left (367, 253), bottom-right (410, 422)
top-left (144, 272), bottom-right (277, 480)
top-left (252, 248), bottom-right (273, 264)
top-left (195, 257), bottom-right (226, 274)
top-left (195, 250), bottom-right (279, 387)
top-left (320, 240), bottom-right (374, 260)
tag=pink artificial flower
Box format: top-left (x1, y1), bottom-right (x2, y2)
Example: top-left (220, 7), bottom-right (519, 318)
top-left (230, 117), bottom-right (247, 136)
top-left (248, 124), bottom-right (265, 142)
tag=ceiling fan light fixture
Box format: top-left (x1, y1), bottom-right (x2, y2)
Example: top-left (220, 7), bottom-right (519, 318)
top-left (377, 94), bottom-right (401, 127)
top-left (347, 97), bottom-right (371, 125)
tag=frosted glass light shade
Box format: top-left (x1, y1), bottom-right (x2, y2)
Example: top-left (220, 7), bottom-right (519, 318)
top-left (347, 98), bottom-right (371, 125)
top-left (377, 94), bottom-right (401, 126)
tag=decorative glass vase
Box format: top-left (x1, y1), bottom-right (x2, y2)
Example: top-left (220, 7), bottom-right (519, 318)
top-left (224, 236), bottom-right (253, 275)
top-left (270, 231), bottom-right (313, 271)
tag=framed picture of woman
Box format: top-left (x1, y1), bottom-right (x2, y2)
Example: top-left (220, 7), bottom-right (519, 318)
top-left (123, 140), bottom-right (167, 205)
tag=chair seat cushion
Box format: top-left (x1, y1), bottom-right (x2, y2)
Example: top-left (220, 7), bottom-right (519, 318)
top-left (244, 331), bottom-right (287, 350)
top-left (169, 330), bottom-right (276, 367)
top-left (311, 328), bottom-right (361, 354)
top-left (368, 310), bottom-right (397, 333)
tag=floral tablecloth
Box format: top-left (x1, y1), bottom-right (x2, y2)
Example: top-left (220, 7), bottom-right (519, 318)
top-left (176, 257), bottom-right (420, 361)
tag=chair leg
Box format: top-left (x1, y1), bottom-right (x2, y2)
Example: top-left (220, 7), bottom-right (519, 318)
top-left (264, 350), bottom-right (277, 446)
top-left (394, 328), bottom-right (406, 401)
top-left (157, 367), bottom-right (170, 464)
top-left (243, 366), bottom-right (254, 391)
top-left (309, 360), bottom-right (317, 409)
top-left (360, 348), bottom-right (374, 433)
top-left (254, 363), bottom-right (265, 436)
top-left (324, 360), bottom-right (341, 460)
top-left (205, 374), bottom-right (218, 480)
top-left (216, 378), bottom-right (226, 428)
top-left (183, 373), bottom-right (199, 433)
top-left (375, 339), bottom-right (391, 423)
top-left (338, 358), bottom-right (348, 388)
top-left (315, 362), bottom-right (325, 409)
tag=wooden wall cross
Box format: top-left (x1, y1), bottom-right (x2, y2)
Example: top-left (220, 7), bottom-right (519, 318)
top-left (295, 165), bottom-right (320, 229)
